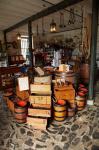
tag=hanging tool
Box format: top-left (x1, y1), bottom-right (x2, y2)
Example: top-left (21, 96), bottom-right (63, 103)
top-left (68, 8), bottom-right (76, 25)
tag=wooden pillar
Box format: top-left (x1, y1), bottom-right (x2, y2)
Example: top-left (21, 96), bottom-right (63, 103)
top-left (3, 31), bottom-right (7, 49)
top-left (28, 21), bottom-right (34, 68)
top-left (88, 0), bottom-right (98, 105)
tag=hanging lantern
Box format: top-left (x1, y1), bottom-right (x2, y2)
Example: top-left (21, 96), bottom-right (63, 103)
top-left (16, 33), bottom-right (21, 40)
top-left (50, 19), bottom-right (57, 33)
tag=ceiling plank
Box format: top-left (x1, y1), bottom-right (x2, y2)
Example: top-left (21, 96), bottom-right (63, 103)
top-left (4, 0), bottom-right (83, 33)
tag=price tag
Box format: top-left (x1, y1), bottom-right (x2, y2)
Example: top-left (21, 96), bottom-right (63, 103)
top-left (18, 76), bottom-right (29, 91)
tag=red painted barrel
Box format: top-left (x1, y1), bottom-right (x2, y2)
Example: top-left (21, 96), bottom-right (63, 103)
top-left (14, 104), bottom-right (27, 123)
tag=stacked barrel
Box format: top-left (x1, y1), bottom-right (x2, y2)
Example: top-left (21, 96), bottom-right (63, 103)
top-left (14, 101), bottom-right (27, 123)
top-left (27, 76), bottom-right (52, 130)
top-left (76, 84), bottom-right (88, 111)
top-left (53, 82), bottom-right (76, 120)
top-left (53, 99), bottom-right (67, 121)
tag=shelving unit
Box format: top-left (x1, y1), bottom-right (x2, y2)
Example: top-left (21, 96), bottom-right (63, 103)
top-left (0, 66), bottom-right (21, 90)
top-left (0, 41), bottom-right (8, 67)
top-left (8, 55), bottom-right (25, 65)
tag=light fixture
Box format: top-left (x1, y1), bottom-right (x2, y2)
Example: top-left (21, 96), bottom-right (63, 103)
top-left (50, 19), bottom-right (57, 33)
top-left (16, 33), bottom-right (21, 40)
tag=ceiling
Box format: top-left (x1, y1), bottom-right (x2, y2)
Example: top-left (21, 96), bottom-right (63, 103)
top-left (0, 0), bottom-right (92, 37)
top-left (0, 0), bottom-right (63, 31)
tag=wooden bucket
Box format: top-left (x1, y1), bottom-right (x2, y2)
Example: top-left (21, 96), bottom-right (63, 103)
top-left (76, 96), bottom-right (86, 111)
top-left (14, 104), bottom-right (27, 123)
top-left (53, 100), bottom-right (67, 122)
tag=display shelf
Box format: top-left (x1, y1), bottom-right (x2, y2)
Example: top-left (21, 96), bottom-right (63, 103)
top-left (0, 66), bottom-right (21, 90)
top-left (8, 55), bottom-right (25, 65)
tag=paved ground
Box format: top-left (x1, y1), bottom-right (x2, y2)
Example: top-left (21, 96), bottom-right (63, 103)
top-left (0, 93), bottom-right (99, 150)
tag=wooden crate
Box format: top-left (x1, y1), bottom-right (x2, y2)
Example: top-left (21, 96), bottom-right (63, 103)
top-left (27, 116), bottom-right (47, 124)
top-left (30, 103), bottom-right (51, 109)
top-left (34, 76), bottom-right (51, 84)
top-left (30, 84), bottom-right (51, 95)
top-left (28, 108), bottom-right (51, 117)
top-left (54, 85), bottom-right (75, 100)
top-left (27, 117), bottom-right (47, 130)
top-left (29, 95), bottom-right (51, 104)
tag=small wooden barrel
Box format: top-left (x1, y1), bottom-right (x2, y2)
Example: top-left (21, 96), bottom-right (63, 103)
top-left (55, 71), bottom-right (76, 84)
top-left (68, 108), bottom-right (75, 117)
top-left (68, 100), bottom-right (76, 108)
top-left (53, 100), bottom-right (67, 122)
top-left (14, 104), bottom-right (27, 123)
top-left (76, 96), bottom-right (86, 111)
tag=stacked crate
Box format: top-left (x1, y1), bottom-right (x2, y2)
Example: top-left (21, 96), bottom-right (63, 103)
top-left (27, 84), bottom-right (51, 130)
top-left (54, 84), bottom-right (75, 108)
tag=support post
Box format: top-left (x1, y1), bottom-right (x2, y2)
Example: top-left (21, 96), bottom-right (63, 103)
top-left (3, 31), bottom-right (7, 49)
top-left (88, 0), bottom-right (98, 105)
top-left (28, 21), bottom-right (33, 68)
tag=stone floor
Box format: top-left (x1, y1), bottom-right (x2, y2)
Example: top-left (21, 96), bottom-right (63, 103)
top-left (0, 94), bottom-right (99, 150)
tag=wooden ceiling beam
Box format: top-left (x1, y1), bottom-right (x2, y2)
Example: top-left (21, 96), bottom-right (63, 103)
top-left (4, 0), bottom-right (83, 33)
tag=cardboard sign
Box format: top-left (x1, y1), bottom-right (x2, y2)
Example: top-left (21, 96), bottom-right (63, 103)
top-left (35, 67), bottom-right (44, 76)
top-left (18, 76), bottom-right (29, 91)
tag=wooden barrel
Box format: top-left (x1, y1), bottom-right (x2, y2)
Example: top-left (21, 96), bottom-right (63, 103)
top-left (55, 71), bottom-right (77, 84)
top-left (76, 95), bottom-right (86, 111)
top-left (53, 100), bottom-right (67, 122)
top-left (67, 100), bottom-right (76, 109)
top-left (80, 63), bottom-right (89, 83)
top-left (68, 108), bottom-right (75, 117)
top-left (14, 104), bottom-right (27, 123)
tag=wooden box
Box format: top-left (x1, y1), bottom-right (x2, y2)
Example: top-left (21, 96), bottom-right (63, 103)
top-left (34, 76), bottom-right (51, 84)
top-left (29, 95), bottom-right (51, 108)
top-left (27, 117), bottom-right (47, 130)
top-left (30, 84), bottom-right (51, 95)
top-left (54, 84), bottom-right (75, 100)
top-left (28, 108), bottom-right (51, 117)
top-left (16, 86), bottom-right (29, 100)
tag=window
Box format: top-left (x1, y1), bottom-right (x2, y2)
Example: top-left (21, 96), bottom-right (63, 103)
top-left (21, 35), bottom-right (30, 64)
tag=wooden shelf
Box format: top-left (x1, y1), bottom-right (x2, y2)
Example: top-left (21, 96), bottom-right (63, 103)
top-left (0, 66), bottom-right (21, 75)
top-left (0, 66), bottom-right (22, 90)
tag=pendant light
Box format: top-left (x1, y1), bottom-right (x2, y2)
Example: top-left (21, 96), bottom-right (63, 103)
top-left (50, 19), bottom-right (57, 33)
top-left (16, 33), bottom-right (21, 40)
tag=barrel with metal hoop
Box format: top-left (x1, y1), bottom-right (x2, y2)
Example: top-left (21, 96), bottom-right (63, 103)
top-left (75, 95), bottom-right (86, 111)
top-left (54, 70), bottom-right (78, 84)
top-left (14, 103), bottom-right (27, 123)
top-left (53, 99), bottom-right (67, 122)
top-left (67, 107), bottom-right (75, 117)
